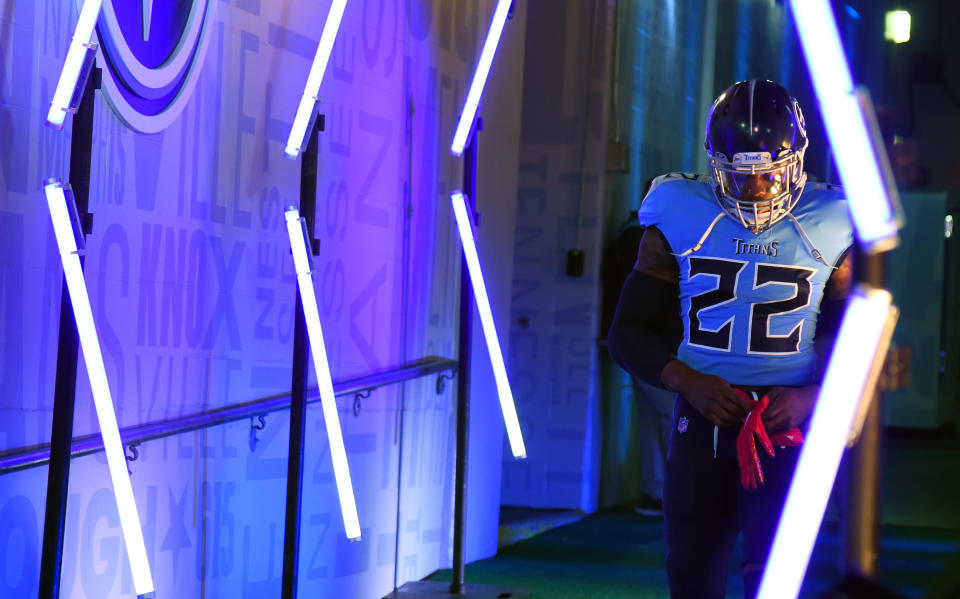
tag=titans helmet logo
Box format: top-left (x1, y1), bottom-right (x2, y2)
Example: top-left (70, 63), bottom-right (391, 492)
top-left (94, 0), bottom-right (215, 133)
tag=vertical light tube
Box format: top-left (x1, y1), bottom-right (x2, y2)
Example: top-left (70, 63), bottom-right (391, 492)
top-left (788, 0), bottom-right (902, 252)
top-left (46, 0), bottom-right (103, 129)
top-left (284, 0), bottom-right (349, 158)
top-left (43, 180), bottom-right (155, 599)
top-left (449, 0), bottom-right (512, 156)
top-left (283, 207), bottom-right (362, 540)
top-left (450, 191), bottom-right (526, 458)
top-left (757, 287), bottom-right (898, 599)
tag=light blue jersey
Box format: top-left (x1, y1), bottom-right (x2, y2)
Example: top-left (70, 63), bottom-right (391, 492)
top-left (638, 173), bottom-right (853, 386)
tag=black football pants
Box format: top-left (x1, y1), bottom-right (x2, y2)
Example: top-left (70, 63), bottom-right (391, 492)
top-left (662, 395), bottom-right (802, 599)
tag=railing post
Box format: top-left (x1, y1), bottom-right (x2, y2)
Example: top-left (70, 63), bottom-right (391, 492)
top-left (842, 246), bottom-right (886, 577)
top-left (39, 65), bottom-right (98, 599)
top-left (450, 116), bottom-right (479, 595)
top-left (282, 114), bottom-right (322, 599)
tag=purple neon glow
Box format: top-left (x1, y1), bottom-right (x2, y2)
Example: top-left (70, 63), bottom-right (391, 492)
top-left (788, 0), bottom-right (901, 252)
top-left (449, 0), bottom-right (512, 156)
top-left (43, 179), bottom-right (156, 598)
top-left (450, 191), bottom-right (526, 458)
top-left (47, 0), bottom-right (103, 128)
top-left (283, 207), bottom-right (362, 540)
top-left (758, 287), bottom-right (897, 599)
top-left (285, 0), bottom-right (349, 158)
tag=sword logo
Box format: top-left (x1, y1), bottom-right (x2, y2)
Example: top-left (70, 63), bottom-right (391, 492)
top-left (141, 0), bottom-right (155, 40)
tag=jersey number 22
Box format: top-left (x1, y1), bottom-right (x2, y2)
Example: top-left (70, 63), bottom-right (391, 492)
top-left (687, 256), bottom-right (815, 354)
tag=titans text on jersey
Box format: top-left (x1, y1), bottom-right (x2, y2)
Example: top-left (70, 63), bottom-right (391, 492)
top-left (733, 238), bottom-right (779, 257)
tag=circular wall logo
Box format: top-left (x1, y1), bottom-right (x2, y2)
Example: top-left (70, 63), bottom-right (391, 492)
top-left (93, 0), bottom-right (216, 133)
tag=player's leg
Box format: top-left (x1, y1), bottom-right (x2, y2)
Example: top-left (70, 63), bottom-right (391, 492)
top-left (663, 396), bottom-right (740, 599)
top-left (738, 443), bottom-right (803, 599)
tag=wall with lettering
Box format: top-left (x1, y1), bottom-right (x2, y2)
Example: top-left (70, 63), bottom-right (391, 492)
top-left (0, 0), bottom-right (528, 596)
top-left (500, 0), bottom-right (615, 511)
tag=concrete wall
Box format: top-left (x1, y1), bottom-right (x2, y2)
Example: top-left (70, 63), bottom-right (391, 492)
top-left (501, 0), bottom-right (616, 512)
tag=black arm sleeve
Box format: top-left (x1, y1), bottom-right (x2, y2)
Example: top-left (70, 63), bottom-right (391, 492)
top-left (607, 269), bottom-right (683, 388)
top-left (813, 248), bottom-right (853, 381)
top-left (813, 292), bottom-right (845, 382)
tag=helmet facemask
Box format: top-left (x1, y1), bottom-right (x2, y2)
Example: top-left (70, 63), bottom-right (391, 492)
top-left (708, 144), bottom-right (807, 233)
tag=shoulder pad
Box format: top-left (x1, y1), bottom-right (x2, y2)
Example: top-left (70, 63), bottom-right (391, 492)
top-left (646, 172), bottom-right (710, 197)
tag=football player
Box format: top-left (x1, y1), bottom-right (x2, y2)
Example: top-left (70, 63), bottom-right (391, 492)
top-left (608, 79), bottom-right (853, 599)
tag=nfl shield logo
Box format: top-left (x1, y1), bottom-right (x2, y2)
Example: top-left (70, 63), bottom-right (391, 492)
top-left (678, 417), bottom-right (689, 434)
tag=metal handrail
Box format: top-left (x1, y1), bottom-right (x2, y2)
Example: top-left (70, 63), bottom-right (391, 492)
top-left (0, 356), bottom-right (457, 474)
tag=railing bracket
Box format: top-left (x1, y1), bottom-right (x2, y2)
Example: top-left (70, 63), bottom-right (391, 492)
top-left (353, 389), bottom-right (372, 417)
top-left (249, 415), bottom-right (267, 453)
top-left (125, 442), bottom-right (140, 475)
top-left (436, 373), bottom-right (455, 395)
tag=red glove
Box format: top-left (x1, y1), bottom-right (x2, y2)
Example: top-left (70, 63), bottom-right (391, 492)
top-left (735, 391), bottom-right (804, 490)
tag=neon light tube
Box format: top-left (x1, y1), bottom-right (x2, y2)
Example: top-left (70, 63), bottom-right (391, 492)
top-left (283, 207), bottom-right (362, 540)
top-left (789, 0), bottom-right (902, 253)
top-left (43, 179), bottom-right (156, 599)
top-left (284, 0), bottom-right (349, 158)
top-left (449, 0), bottom-right (512, 156)
top-left (46, 0), bottom-right (103, 129)
top-left (757, 286), bottom-right (898, 599)
top-left (450, 191), bottom-right (526, 458)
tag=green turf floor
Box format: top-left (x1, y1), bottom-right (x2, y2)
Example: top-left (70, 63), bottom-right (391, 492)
top-left (427, 507), bottom-right (960, 598)
top-left (425, 431), bottom-right (960, 598)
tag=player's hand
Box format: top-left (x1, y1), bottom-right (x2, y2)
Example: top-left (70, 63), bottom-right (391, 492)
top-left (661, 361), bottom-right (754, 427)
top-left (762, 384), bottom-right (818, 433)
top-left (737, 394), bottom-right (803, 489)
top-left (737, 395), bottom-right (774, 489)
